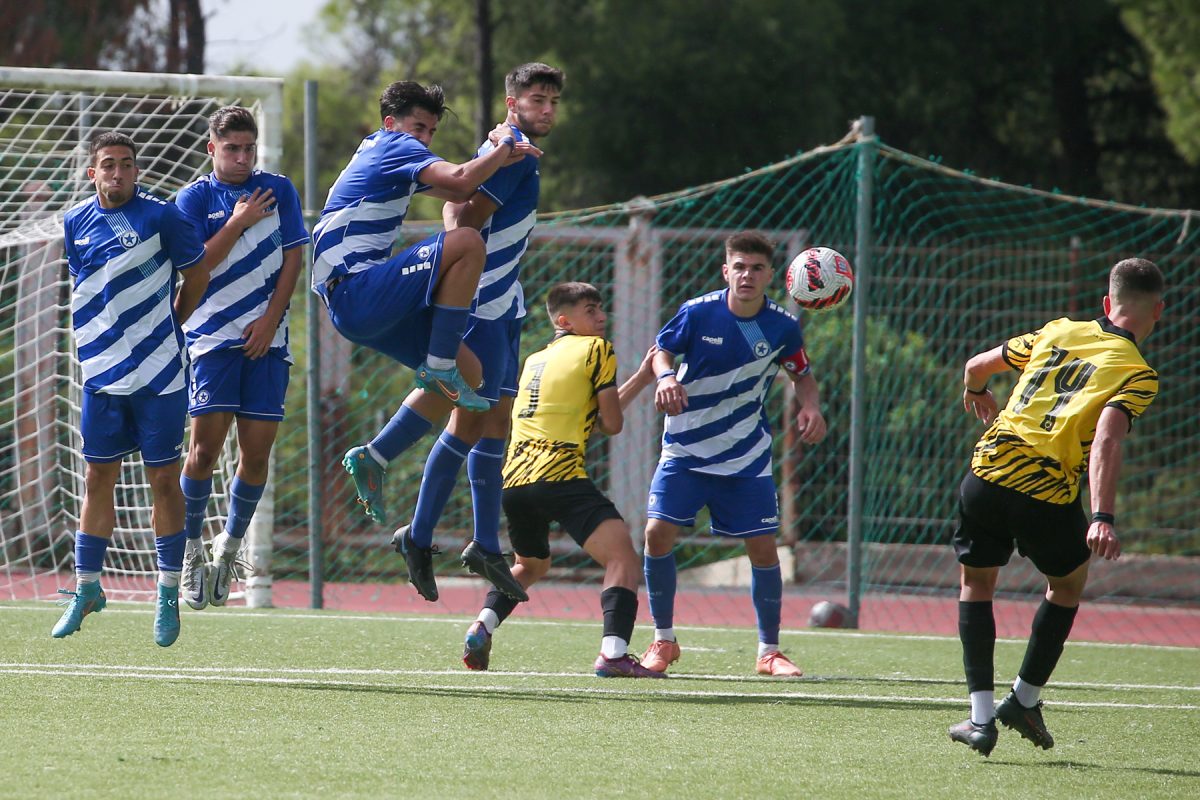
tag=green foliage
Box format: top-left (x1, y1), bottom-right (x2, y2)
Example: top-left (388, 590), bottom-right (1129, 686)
top-left (290, 0), bottom-right (1200, 210)
top-left (1119, 0), bottom-right (1200, 164)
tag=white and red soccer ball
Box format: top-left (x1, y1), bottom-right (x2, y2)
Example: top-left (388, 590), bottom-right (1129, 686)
top-left (785, 247), bottom-right (854, 310)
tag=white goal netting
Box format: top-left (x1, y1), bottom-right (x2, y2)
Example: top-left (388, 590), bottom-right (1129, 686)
top-left (0, 67), bottom-right (282, 601)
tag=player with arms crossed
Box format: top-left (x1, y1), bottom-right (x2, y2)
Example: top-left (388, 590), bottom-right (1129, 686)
top-left (314, 81), bottom-right (540, 510)
top-left (355, 63), bottom-right (562, 604)
top-left (55, 131), bottom-right (211, 646)
top-left (948, 258), bottom-right (1164, 757)
top-left (640, 231), bottom-right (827, 677)
top-left (175, 106), bottom-right (310, 610)
top-left (462, 282), bottom-right (663, 677)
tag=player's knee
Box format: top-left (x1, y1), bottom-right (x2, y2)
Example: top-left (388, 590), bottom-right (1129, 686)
top-left (83, 464), bottom-right (119, 496)
top-left (237, 452), bottom-right (271, 483)
top-left (444, 229), bottom-right (485, 272)
top-left (516, 555), bottom-right (551, 582)
top-left (186, 440), bottom-right (222, 473)
top-left (145, 467), bottom-right (182, 500)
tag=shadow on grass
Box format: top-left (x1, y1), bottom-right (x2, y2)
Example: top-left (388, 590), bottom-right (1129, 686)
top-left (191, 676), bottom-right (939, 712)
top-left (989, 759), bottom-right (1200, 779)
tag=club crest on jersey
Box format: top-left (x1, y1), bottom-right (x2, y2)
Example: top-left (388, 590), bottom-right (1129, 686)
top-left (119, 230), bottom-right (140, 249)
top-left (753, 340), bottom-right (770, 358)
top-left (195, 390), bottom-right (210, 405)
top-left (417, 245), bottom-right (433, 260)
top-left (648, 494), bottom-right (659, 507)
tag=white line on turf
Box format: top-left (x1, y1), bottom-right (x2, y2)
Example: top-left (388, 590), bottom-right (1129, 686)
top-left (1, 662), bottom-right (1196, 695)
top-left (0, 664), bottom-right (1196, 711)
top-left (3, 602), bottom-right (1198, 652)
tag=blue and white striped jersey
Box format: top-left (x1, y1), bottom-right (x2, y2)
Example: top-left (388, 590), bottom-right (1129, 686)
top-left (473, 128), bottom-right (539, 320)
top-left (656, 290), bottom-right (811, 477)
top-left (64, 189), bottom-right (206, 396)
top-left (310, 129), bottom-right (443, 294)
top-left (176, 171), bottom-right (309, 362)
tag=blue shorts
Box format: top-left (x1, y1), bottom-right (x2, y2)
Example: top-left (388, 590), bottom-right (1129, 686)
top-left (326, 233), bottom-right (443, 370)
top-left (189, 348), bottom-right (290, 421)
top-left (646, 459), bottom-right (780, 538)
top-left (463, 316), bottom-right (523, 402)
top-left (81, 390), bottom-right (187, 467)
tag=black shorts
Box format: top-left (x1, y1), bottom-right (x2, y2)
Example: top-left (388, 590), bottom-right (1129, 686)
top-left (502, 478), bottom-right (624, 559)
top-left (952, 471), bottom-right (1089, 578)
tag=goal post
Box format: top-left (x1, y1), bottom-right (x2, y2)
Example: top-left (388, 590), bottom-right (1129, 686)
top-left (0, 67), bottom-right (283, 605)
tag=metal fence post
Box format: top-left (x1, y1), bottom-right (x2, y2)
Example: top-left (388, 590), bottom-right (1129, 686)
top-left (304, 80), bottom-right (324, 609)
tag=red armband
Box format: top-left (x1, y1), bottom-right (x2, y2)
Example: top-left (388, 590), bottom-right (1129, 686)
top-left (780, 346), bottom-right (810, 376)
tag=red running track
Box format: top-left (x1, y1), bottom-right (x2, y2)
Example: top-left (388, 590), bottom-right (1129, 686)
top-left (9, 572), bottom-right (1198, 647)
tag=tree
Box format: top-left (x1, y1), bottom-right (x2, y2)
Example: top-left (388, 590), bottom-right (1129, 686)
top-left (0, 0), bottom-right (205, 73)
top-left (1119, 0), bottom-right (1200, 164)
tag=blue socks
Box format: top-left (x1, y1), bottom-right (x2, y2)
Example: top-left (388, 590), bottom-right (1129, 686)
top-left (468, 437), bottom-right (506, 554)
top-left (427, 304), bottom-right (470, 363)
top-left (75, 531), bottom-right (109, 574)
top-left (181, 474), bottom-right (212, 540)
top-left (751, 563), bottom-right (783, 645)
top-left (644, 551), bottom-right (678, 631)
top-left (369, 405), bottom-right (433, 463)
top-left (225, 477), bottom-right (265, 539)
top-left (155, 530), bottom-right (187, 572)
top-left (409, 431), bottom-right (470, 548)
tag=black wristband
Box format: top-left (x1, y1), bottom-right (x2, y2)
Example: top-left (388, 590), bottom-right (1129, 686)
top-left (965, 384), bottom-right (989, 396)
top-left (656, 369), bottom-right (676, 382)
top-left (1091, 511), bottom-right (1115, 525)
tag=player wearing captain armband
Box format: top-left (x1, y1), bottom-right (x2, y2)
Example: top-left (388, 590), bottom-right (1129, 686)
top-left (639, 230), bottom-right (828, 677)
top-left (175, 106), bottom-right (310, 612)
top-left (55, 131), bottom-right (214, 647)
top-left (949, 258), bottom-right (1164, 758)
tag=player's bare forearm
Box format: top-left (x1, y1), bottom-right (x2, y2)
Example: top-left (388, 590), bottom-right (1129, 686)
top-left (962, 344), bottom-right (1010, 423)
top-left (1086, 406), bottom-right (1129, 560)
top-left (174, 267), bottom-right (209, 323)
top-left (444, 193), bottom-right (498, 233)
top-left (243, 247), bottom-right (302, 358)
top-left (199, 188), bottom-right (277, 270)
top-left (790, 371), bottom-right (827, 444)
top-left (618, 346), bottom-right (658, 410)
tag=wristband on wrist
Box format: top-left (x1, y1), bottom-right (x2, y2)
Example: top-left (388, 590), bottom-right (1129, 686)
top-left (965, 383), bottom-right (989, 396)
top-left (1091, 511), bottom-right (1115, 525)
top-left (656, 369), bottom-right (676, 382)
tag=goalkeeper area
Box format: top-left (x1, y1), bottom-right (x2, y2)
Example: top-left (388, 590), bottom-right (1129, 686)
top-left (1, 67), bottom-right (1198, 651)
top-left (1, 602), bottom-right (1196, 799)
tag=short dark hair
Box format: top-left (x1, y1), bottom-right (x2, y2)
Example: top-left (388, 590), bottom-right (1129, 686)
top-left (89, 131), bottom-right (137, 164)
top-left (505, 62), bottom-right (565, 97)
top-left (546, 282), bottom-right (603, 320)
top-left (379, 81), bottom-right (447, 123)
top-left (209, 106), bottom-right (258, 139)
top-left (1109, 257), bottom-right (1165, 305)
top-left (724, 230), bottom-right (775, 262)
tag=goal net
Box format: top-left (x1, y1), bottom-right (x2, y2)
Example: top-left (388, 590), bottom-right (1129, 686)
top-left (0, 67), bottom-right (282, 602)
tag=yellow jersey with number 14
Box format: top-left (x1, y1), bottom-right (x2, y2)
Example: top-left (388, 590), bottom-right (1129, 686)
top-left (503, 333), bottom-right (618, 488)
top-left (970, 317), bottom-right (1157, 504)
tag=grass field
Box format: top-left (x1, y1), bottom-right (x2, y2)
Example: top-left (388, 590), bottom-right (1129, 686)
top-left (2, 601), bottom-right (1197, 800)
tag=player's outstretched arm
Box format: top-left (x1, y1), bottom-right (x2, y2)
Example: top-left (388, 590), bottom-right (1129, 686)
top-left (1086, 406), bottom-right (1129, 561)
top-left (419, 124), bottom-right (541, 202)
top-left (617, 345), bottom-right (658, 411)
top-left (961, 344), bottom-right (1010, 424)
top-left (790, 370), bottom-right (827, 445)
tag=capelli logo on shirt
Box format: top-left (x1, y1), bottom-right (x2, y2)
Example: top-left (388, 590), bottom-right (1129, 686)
top-left (702, 335), bottom-right (724, 345)
top-left (73, 236), bottom-right (90, 245)
top-left (208, 210), bottom-right (227, 220)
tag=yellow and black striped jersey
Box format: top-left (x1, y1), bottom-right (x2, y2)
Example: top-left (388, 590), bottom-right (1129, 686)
top-left (502, 333), bottom-right (618, 488)
top-left (971, 316), bottom-right (1158, 504)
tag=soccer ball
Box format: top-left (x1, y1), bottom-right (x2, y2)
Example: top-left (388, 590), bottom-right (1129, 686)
top-left (808, 600), bottom-right (855, 629)
top-left (785, 247), bottom-right (854, 310)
